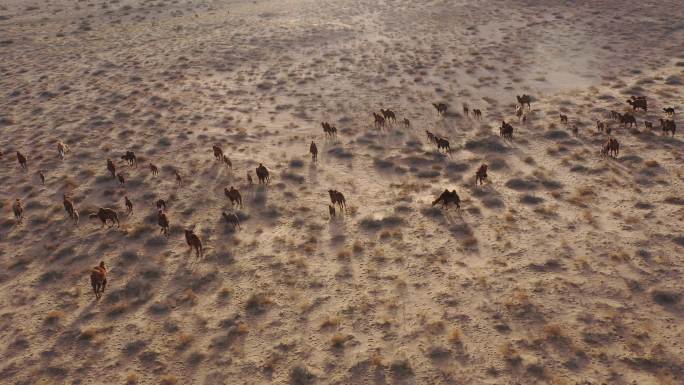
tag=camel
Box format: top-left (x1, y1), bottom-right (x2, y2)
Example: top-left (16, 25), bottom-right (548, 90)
top-left (247, 172), bottom-right (253, 186)
top-left (157, 209), bottom-right (169, 236)
top-left (185, 228), bottom-right (203, 258)
top-left (224, 186), bottom-right (243, 207)
top-left (322, 122), bottom-right (337, 137)
top-left (402, 118), bottom-right (410, 129)
top-left (627, 96), bottom-right (647, 112)
top-left (475, 164), bottom-right (488, 186)
top-left (121, 151), bottom-right (137, 167)
top-left (310, 141), bottom-right (318, 162)
top-left (609, 110), bottom-right (621, 121)
top-left (500, 121), bottom-right (514, 140)
top-left (106, 158), bottom-right (116, 178)
top-left (175, 170), bottom-right (182, 186)
top-left (436, 137), bottom-right (451, 153)
top-left (124, 196), bottom-right (133, 214)
top-left (89, 208), bottom-right (119, 227)
top-left (596, 120), bottom-right (605, 132)
top-left (373, 113), bottom-right (385, 130)
top-left (328, 189), bottom-right (347, 212)
top-left (38, 170), bottom-right (45, 185)
top-left (601, 137), bottom-right (620, 158)
top-left (63, 194), bottom-right (76, 219)
top-left (426, 130), bottom-right (436, 144)
top-left (644, 121), bottom-right (653, 130)
top-left (433, 103), bottom-right (448, 116)
top-left (660, 119), bottom-right (676, 136)
top-left (17, 151), bottom-right (27, 169)
top-left (156, 199), bottom-right (166, 211)
top-left (619, 113), bottom-right (637, 128)
top-left (212, 145), bottom-right (224, 162)
top-left (432, 189), bottom-right (460, 209)
top-left (663, 107), bottom-right (676, 116)
top-left (473, 109), bottom-right (482, 119)
top-left (256, 163), bottom-right (269, 184)
top-left (380, 109), bottom-right (397, 124)
top-left (90, 261), bottom-right (107, 300)
top-left (57, 141), bottom-right (70, 159)
top-left (223, 156), bottom-right (232, 168)
top-left (13, 199), bottom-right (23, 222)
top-left (463, 103), bottom-right (469, 117)
top-left (515, 106), bottom-right (524, 122)
top-left (117, 173), bottom-right (125, 185)
top-left (149, 163), bottom-right (159, 176)
top-left (516, 94), bottom-right (531, 109)
top-left (222, 211), bottom-right (241, 230)
top-left (559, 114), bottom-right (568, 124)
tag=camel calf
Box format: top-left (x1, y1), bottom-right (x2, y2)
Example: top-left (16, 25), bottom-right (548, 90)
top-left (158, 209), bottom-right (170, 236)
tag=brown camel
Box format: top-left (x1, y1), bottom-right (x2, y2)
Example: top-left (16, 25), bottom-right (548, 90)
top-left (121, 151), bottom-right (138, 167)
top-left (124, 196), bottom-right (133, 214)
top-left (310, 141), bottom-right (318, 162)
top-left (500, 121), bottom-right (514, 140)
top-left (212, 145), bottom-right (224, 162)
top-left (157, 209), bottom-right (170, 236)
top-left (463, 103), bottom-right (469, 117)
top-left (559, 114), bottom-right (568, 124)
top-left (63, 194), bottom-right (76, 220)
top-left (13, 199), bottom-right (23, 222)
top-left (663, 107), bottom-right (675, 116)
top-left (256, 163), bottom-right (269, 184)
top-left (402, 118), bottom-right (410, 129)
top-left (660, 119), bottom-right (676, 136)
top-left (373, 113), bottom-right (386, 130)
top-left (473, 109), bottom-right (482, 119)
top-left (596, 120), bottom-right (605, 132)
top-left (516, 94), bottom-right (532, 109)
top-left (57, 141), bottom-right (70, 159)
top-left (106, 158), bottom-right (116, 178)
top-left (433, 102), bottom-right (448, 116)
top-left (619, 113), bottom-right (637, 128)
top-left (432, 189), bottom-right (460, 209)
top-left (17, 151), bottom-right (27, 169)
top-left (185, 228), bottom-right (203, 258)
top-left (601, 137), bottom-right (620, 158)
top-left (89, 208), bottom-right (119, 227)
top-left (149, 162), bottom-right (159, 176)
top-left (222, 211), bottom-right (241, 230)
top-left (380, 109), bottom-right (397, 123)
top-left (38, 170), bottom-right (45, 185)
top-left (90, 261), bottom-right (107, 300)
top-left (224, 186), bottom-right (243, 207)
top-left (117, 173), bottom-right (125, 186)
top-left (156, 199), bottom-right (166, 211)
top-left (436, 137), bottom-right (450, 153)
top-left (328, 189), bottom-right (347, 212)
top-left (627, 96), bottom-right (647, 112)
top-left (475, 164), bottom-right (488, 186)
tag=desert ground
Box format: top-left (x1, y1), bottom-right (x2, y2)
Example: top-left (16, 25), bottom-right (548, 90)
top-left (1, 0), bottom-right (684, 384)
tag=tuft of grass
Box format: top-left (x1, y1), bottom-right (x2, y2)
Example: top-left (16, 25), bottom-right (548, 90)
top-left (245, 293), bottom-right (273, 314)
top-left (644, 160), bottom-right (659, 168)
top-left (176, 332), bottom-right (194, 349)
top-left (542, 323), bottom-right (564, 340)
top-left (45, 310), bottom-right (65, 324)
top-left (337, 249), bottom-right (351, 260)
top-left (319, 317), bottom-right (340, 330)
top-left (371, 353), bottom-right (384, 367)
top-left (330, 333), bottom-right (351, 348)
top-left (426, 320), bottom-right (445, 335)
top-left (159, 375), bottom-right (178, 385)
top-left (126, 373), bottom-right (139, 384)
top-left (448, 328), bottom-right (462, 345)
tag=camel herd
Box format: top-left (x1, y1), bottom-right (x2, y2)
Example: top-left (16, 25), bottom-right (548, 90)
top-left (4, 92), bottom-right (678, 300)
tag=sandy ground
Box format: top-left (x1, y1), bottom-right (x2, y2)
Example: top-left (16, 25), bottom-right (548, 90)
top-left (1, 0), bottom-right (684, 384)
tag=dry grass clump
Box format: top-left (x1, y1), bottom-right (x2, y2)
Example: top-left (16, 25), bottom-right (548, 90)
top-left (330, 333), bottom-right (352, 348)
top-left (337, 249), bottom-right (351, 260)
top-left (126, 373), bottom-right (139, 384)
top-left (176, 332), bottom-right (194, 349)
top-left (159, 375), bottom-right (178, 385)
top-left (245, 293), bottom-right (273, 313)
top-left (500, 343), bottom-right (522, 366)
top-left (448, 328), bottom-right (462, 345)
top-left (319, 316), bottom-right (340, 330)
top-left (542, 323), bottom-right (564, 340)
top-left (45, 310), bottom-right (65, 324)
top-left (644, 159), bottom-right (659, 168)
top-left (582, 209), bottom-right (597, 226)
top-left (426, 320), bottom-right (445, 335)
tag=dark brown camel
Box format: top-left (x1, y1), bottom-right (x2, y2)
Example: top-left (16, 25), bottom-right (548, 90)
top-left (212, 145), bottom-right (224, 162)
top-left (149, 162), bottom-right (159, 176)
top-left (516, 94), bottom-right (531, 109)
top-left (660, 119), bottom-right (676, 136)
top-left (222, 211), bottom-right (241, 230)
top-left (619, 113), bottom-right (637, 128)
top-left (559, 114), bottom-right (568, 124)
top-left (121, 151), bottom-right (138, 167)
top-left (156, 199), bottom-right (166, 211)
top-left (402, 118), bottom-right (410, 129)
top-left (475, 164), bottom-right (488, 186)
top-left (125, 196), bottom-right (133, 214)
top-left (89, 208), bottom-right (119, 227)
top-left (185, 228), bottom-right (203, 258)
top-left (381, 109), bottom-right (397, 123)
top-left (596, 120), bottom-right (605, 132)
top-left (310, 141), bottom-right (318, 162)
top-left (224, 186), bottom-right (243, 207)
top-left (328, 189), bottom-right (347, 212)
top-left (432, 189), bottom-right (460, 209)
top-left (256, 163), bottom-right (269, 184)
top-left (373, 113), bottom-right (385, 130)
top-left (663, 107), bottom-right (675, 116)
top-left (107, 158), bottom-right (116, 179)
top-left (473, 109), bottom-right (482, 119)
top-left (157, 209), bottom-right (169, 236)
top-left (13, 199), bottom-right (23, 222)
top-left (436, 137), bottom-right (450, 153)
top-left (500, 121), bottom-right (514, 140)
top-left (463, 103), bottom-right (469, 117)
top-left (601, 137), bottom-right (620, 158)
top-left (627, 96), bottom-right (647, 112)
top-left (433, 103), bottom-right (448, 116)
top-left (426, 130), bottom-right (436, 144)
top-left (17, 151), bottom-right (27, 169)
